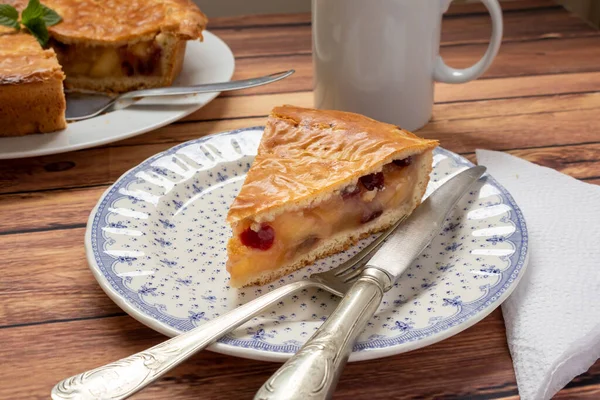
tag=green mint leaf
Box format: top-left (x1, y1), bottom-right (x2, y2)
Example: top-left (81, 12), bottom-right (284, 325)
top-left (23, 16), bottom-right (49, 46)
top-left (21, 0), bottom-right (43, 24)
top-left (0, 4), bottom-right (20, 30)
top-left (41, 4), bottom-right (61, 26)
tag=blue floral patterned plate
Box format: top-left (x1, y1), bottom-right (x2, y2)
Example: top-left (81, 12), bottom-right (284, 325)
top-left (86, 127), bottom-right (528, 362)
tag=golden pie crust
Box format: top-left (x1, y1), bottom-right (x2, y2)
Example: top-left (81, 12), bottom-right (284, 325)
top-left (0, 30), bottom-right (64, 84)
top-left (228, 105), bottom-right (439, 224)
top-left (8, 0), bottom-right (207, 46)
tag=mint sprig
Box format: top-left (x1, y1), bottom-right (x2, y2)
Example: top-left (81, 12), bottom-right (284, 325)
top-left (0, 4), bottom-right (19, 30)
top-left (41, 4), bottom-right (61, 26)
top-left (21, 0), bottom-right (44, 23)
top-left (23, 15), bottom-right (48, 46)
top-left (0, 0), bottom-right (61, 46)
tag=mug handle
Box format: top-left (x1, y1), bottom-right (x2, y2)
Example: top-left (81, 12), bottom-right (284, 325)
top-left (434, 0), bottom-right (503, 84)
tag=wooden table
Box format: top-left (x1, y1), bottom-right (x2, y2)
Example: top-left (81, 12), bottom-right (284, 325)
top-left (2, 1), bottom-right (600, 398)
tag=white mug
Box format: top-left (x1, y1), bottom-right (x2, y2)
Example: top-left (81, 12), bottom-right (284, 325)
top-left (312, 0), bottom-right (503, 131)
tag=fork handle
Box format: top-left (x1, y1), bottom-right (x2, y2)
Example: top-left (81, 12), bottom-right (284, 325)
top-left (51, 280), bottom-right (313, 400)
top-left (254, 268), bottom-right (390, 400)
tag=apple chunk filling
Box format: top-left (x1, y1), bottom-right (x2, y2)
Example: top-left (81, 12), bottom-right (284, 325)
top-left (227, 156), bottom-right (420, 280)
top-left (51, 39), bottom-right (163, 79)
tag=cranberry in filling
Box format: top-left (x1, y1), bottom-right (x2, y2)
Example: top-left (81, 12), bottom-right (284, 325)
top-left (393, 156), bottom-right (412, 167)
top-left (359, 172), bottom-right (384, 191)
top-left (361, 210), bottom-right (383, 224)
top-left (240, 224), bottom-right (275, 250)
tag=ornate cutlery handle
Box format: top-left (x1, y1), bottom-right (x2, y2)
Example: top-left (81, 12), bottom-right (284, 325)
top-left (51, 280), bottom-right (312, 400)
top-left (254, 268), bottom-right (390, 400)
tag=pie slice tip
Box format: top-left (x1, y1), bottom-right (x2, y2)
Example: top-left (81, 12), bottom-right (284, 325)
top-left (226, 105), bottom-right (438, 287)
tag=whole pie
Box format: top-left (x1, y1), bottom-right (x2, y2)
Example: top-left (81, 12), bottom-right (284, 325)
top-left (226, 105), bottom-right (439, 287)
top-left (0, 0), bottom-right (207, 137)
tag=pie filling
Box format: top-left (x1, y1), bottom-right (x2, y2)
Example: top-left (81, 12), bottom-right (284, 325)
top-left (51, 39), bottom-right (164, 79)
top-left (228, 155), bottom-right (421, 281)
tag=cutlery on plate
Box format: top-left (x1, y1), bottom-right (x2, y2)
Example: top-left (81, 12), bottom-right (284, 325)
top-left (254, 165), bottom-right (486, 400)
top-left (51, 207), bottom-right (407, 400)
top-left (51, 166), bottom-right (484, 400)
top-left (65, 70), bottom-right (295, 121)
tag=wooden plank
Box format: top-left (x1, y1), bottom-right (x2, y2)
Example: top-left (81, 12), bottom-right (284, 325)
top-left (216, 8), bottom-right (596, 59)
top-left (227, 54), bottom-right (312, 97)
top-left (0, 186), bottom-right (107, 234)
top-left (435, 71), bottom-right (600, 103)
top-left (209, 13), bottom-right (311, 29)
top-left (181, 72), bottom-right (600, 124)
top-left (184, 73), bottom-right (600, 123)
top-left (0, 228), bottom-right (122, 326)
top-left (1, 309), bottom-right (599, 399)
top-left (441, 7), bottom-right (599, 45)
top-left (444, 0), bottom-right (558, 16)
top-left (206, 1), bottom-right (559, 29)
top-left (585, 178), bottom-right (600, 185)
top-left (420, 108), bottom-right (600, 154)
top-left (183, 92), bottom-right (313, 122)
top-left (120, 117), bottom-right (265, 147)
top-left (225, 36), bottom-right (600, 97)
top-left (461, 143), bottom-right (600, 181)
top-left (0, 142), bottom-right (177, 195)
top-left (556, 385), bottom-right (600, 399)
top-left (183, 90), bottom-right (600, 125)
top-left (0, 310), bottom-right (513, 399)
top-left (2, 106), bottom-right (600, 196)
top-left (0, 186), bottom-right (103, 233)
top-left (433, 92), bottom-right (600, 121)
top-left (217, 25), bottom-right (312, 59)
top-left (438, 36), bottom-right (600, 76)
top-left (509, 145), bottom-right (600, 179)
top-left (228, 69), bottom-right (600, 107)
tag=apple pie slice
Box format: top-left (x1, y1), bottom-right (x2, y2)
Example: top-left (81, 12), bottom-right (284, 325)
top-left (0, 31), bottom-right (66, 137)
top-left (226, 105), bottom-right (439, 287)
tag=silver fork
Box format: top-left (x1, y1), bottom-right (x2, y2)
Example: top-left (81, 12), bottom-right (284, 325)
top-left (51, 216), bottom-right (406, 400)
top-left (65, 70), bottom-right (295, 121)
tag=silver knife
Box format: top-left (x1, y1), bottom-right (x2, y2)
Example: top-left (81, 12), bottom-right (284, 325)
top-left (254, 165), bottom-right (486, 400)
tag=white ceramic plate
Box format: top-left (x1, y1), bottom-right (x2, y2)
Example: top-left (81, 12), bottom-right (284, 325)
top-left (0, 31), bottom-right (234, 160)
top-left (86, 127), bottom-right (529, 362)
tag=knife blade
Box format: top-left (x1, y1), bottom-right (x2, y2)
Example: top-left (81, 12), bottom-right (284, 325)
top-left (254, 165), bottom-right (486, 400)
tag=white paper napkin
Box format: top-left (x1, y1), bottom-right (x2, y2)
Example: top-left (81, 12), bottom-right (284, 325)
top-left (475, 150), bottom-right (600, 400)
